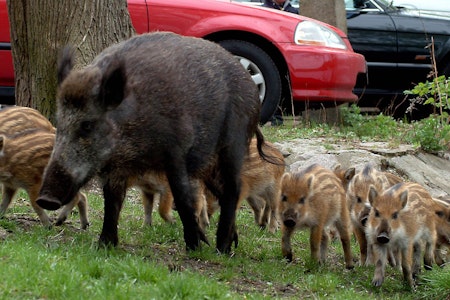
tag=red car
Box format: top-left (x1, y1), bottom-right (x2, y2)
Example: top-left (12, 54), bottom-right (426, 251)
top-left (0, 0), bottom-right (366, 123)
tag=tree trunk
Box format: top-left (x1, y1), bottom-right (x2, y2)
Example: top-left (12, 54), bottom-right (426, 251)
top-left (300, 0), bottom-right (347, 34)
top-left (7, 0), bottom-right (135, 122)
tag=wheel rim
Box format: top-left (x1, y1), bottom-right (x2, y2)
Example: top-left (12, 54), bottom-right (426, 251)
top-left (237, 55), bottom-right (266, 104)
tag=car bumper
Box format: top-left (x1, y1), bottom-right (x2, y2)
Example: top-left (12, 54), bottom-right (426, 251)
top-left (281, 44), bottom-right (367, 103)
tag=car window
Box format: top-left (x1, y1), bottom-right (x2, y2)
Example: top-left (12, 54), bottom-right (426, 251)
top-left (345, 0), bottom-right (375, 10)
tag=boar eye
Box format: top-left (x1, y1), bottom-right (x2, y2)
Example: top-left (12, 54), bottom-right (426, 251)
top-left (299, 197), bottom-right (305, 204)
top-left (281, 195), bottom-right (287, 202)
top-left (392, 212), bottom-right (398, 219)
top-left (374, 209), bottom-right (380, 217)
top-left (356, 197), bottom-right (362, 203)
top-left (80, 121), bottom-right (94, 136)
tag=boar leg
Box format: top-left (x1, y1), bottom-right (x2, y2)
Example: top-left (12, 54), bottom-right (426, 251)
top-left (75, 192), bottom-right (89, 230)
top-left (335, 219), bottom-right (354, 269)
top-left (158, 191), bottom-right (176, 224)
top-left (28, 187), bottom-right (52, 227)
top-left (55, 192), bottom-right (89, 229)
top-left (194, 187), bottom-right (210, 230)
top-left (0, 185), bottom-right (16, 216)
top-left (246, 195), bottom-right (265, 228)
top-left (281, 225), bottom-right (295, 261)
top-left (401, 244), bottom-right (415, 289)
top-left (435, 246), bottom-right (445, 267)
top-left (371, 245), bottom-right (387, 287)
top-left (99, 180), bottom-right (127, 247)
top-left (310, 225), bottom-right (326, 264)
top-left (423, 240), bottom-right (435, 271)
top-left (141, 189), bottom-right (156, 226)
top-left (353, 226), bottom-right (369, 266)
top-left (166, 168), bottom-right (208, 251)
top-left (215, 167), bottom-right (242, 254)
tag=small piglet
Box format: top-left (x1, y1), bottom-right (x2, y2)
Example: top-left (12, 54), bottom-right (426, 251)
top-left (0, 106), bottom-right (56, 135)
top-left (366, 182), bottom-right (437, 288)
top-left (279, 164), bottom-right (354, 269)
top-left (430, 198), bottom-right (450, 267)
top-left (346, 164), bottom-right (402, 265)
top-left (207, 139), bottom-right (285, 233)
top-left (128, 173), bottom-right (209, 229)
top-left (37, 32), bottom-right (266, 253)
top-left (0, 130), bottom-right (88, 228)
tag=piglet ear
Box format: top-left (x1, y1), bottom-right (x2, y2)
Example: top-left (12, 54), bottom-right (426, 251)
top-left (399, 190), bottom-right (408, 209)
top-left (57, 46), bottom-right (75, 86)
top-left (344, 167), bottom-right (355, 181)
top-left (99, 58), bottom-right (126, 110)
top-left (368, 185), bottom-right (378, 206)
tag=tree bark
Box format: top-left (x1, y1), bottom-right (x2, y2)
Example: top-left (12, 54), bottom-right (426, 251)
top-left (300, 0), bottom-right (347, 34)
top-left (7, 0), bottom-right (135, 122)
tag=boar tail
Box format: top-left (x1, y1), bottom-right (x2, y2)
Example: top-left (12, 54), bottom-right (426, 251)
top-left (254, 127), bottom-right (285, 166)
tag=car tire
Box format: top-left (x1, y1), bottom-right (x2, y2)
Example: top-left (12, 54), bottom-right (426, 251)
top-left (219, 40), bottom-right (282, 124)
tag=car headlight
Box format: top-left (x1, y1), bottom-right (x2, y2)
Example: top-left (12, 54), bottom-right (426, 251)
top-left (294, 20), bottom-right (347, 49)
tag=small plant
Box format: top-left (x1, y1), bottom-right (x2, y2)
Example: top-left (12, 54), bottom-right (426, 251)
top-left (405, 75), bottom-right (450, 113)
top-left (340, 104), bottom-right (401, 141)
top-left (403, 38), bottom-right (450, 152)
top-left (404, 75), bottom-right (450, 152)
top-left (407, 115), bottom-right (450, 152)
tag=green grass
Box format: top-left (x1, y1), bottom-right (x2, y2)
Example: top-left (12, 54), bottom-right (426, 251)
top-left (0, 187), bottom-right (449, 299)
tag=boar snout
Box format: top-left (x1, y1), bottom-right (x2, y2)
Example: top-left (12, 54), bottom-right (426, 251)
top-left (37, 161), bottom-right (80, 210)
top-left (36, 195), bottom-right (62, 210)
top-left (376, 232), bottom-right (390, 244)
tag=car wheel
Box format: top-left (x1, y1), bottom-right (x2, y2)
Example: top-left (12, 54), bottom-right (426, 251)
top-left (219, 40), bottom-right (282, 124)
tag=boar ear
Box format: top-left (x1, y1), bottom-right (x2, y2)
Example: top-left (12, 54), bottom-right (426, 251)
top-left (399, 190), bottom-right (408, 209)
top-left (57, 46), bottom-right (75, 86)
top-left (368, 185), bottom-right (377, 206)
top-left (99, 59), bottom-right (126, 110)
top-left (344, 167), bottom-right (356, 181)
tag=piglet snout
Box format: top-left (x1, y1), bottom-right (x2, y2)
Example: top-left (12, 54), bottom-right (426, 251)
top-left (283, 219), bottom-right (296, 228)
top-left (377, 232), bottom-right (390, 244)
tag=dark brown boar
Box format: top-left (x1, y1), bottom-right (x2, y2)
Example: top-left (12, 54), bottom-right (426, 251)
top-left (36, 32), bottom-right (268, 253)
top-left (279, 164), bottom-right (354, 269)
top-left (0, 130), bottom-right (88, 228)
top-left (206, 139), bottom-right (285, 233)
top-left (366, 182), bottom-right (437, 288)
top-left (346, 164), bottom-right (403, 265)
top-left (0, 106), bottom-right (56, 135)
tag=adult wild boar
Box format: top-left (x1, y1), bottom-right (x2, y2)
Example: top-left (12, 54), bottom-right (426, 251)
top-left (36, 32), bottom-right (266, 253)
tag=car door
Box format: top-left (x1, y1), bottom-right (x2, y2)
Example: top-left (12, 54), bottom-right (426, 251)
top-left (346, 0), bottom-right (400, 95)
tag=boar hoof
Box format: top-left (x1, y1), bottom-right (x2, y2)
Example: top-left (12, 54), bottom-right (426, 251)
top-left (372, 277), bottom-right (384, 287)
top-left (283, 219), bottom-right (296, 228)
top-left (36, 197), bottom-right (62, 210)
top-left (376, 232), bottom-right (390, 244)
top-left (284, 253), bottom-right (293, 262)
